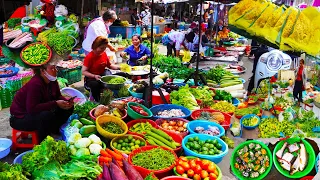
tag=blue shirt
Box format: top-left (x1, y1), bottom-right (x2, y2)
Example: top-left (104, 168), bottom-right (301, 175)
top-left (124, 44), bottom-right (151, 66)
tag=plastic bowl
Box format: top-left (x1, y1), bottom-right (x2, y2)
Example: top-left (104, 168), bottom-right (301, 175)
top-left (110, 135), bottom-right (147, 154)
top-left (182, 134), bottom-right (228, 163)
top-left (100, 75), bottom-right (127, 90)
top-left (160, 176), bottom-right (190, 180)
top-left (240, 114), bottom-right (261, 130)
top-left (128, 146), bottom-right (178, 179)
top-left (89, 108), bottom-right (127, 121)
top-left (13, 150), bottom-right (33, 164)
top-left (231, 140), bottom-right (273, 180)
top-left (96, 114), bottom-right (128, 139)
top-left (5, 38), bottom-right (28, 52)
top-left (273, 137), bottom-right (316, 179)
top-left (316, 153), bottom-right (320, 173)
top-left (232, 98), bottom-right (240, 107)
top-left (150, 104), bottom-right (191, 119)
top-left (127, 119), bottom-right (158, 137)
top-left (187, 120), bottom-right (225, 138)
top-left (20, 42), bottom-right (52, 67)
top-left (155, 118), bottom-right (189, 138)
top-left (128, 86), bottom-right (143, 98)
top-left (191, 109), bottom-right (231, 130)
top-left (173, 156), bottom-right (222, 180)
top-left (61, 87), bottom-right (87, 105)
top-left (0, 138), bottom-right (12, 159)
top-left (163, 130), bottom-right (183, 154)
top-left (127, 102), bottom-right (153, 119)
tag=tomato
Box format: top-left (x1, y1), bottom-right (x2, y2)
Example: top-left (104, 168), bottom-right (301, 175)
top-left (193, 174), bottom-right (201, 180)
top-left (213, 169), bottom-right (219, 176)
top-left (207, 163), bottom-right (216, 173)
top-left (176, 165), bottom-right (185, 175)
top-left (195, 158), bottom-right (202, 164)
top-left (190, 161), bottom-right (197, 170)
top-left (201, 160), bottom-right (211, 170)
top-left (209, 173), bottom-right (217, 180)
top-left (181, 162), bottom-right (190, 170)
top-left (200, 170), bottom-right (209, 178)
top-left (193, 164), bottom-right (202, 174)
top-left (181, 173), bottom-right (188, 178)
top-left (187, 169), bottom-right (195, 177)
top-left (189, 159), bottom-right (196, 165)
top-left (203, 178), bottom-right (210, 180)
top-left (178, 160), bottom-right (185, 166)
top-left (179, 156), bottom-right (188, 162)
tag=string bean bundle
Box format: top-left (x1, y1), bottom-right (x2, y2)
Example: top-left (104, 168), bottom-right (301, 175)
top-left (131, 147), bottom-right (176, 170)
top-left (47, 31), bottom-right (75, 55)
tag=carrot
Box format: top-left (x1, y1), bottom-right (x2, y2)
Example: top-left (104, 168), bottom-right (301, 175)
top-left (99, 156), bottom-right (111, 164)
top-left (106, 148), bottom-right (123, 161)
top-left (116, 160), bottom-right (123, 167)
top-left (100, 149), bottom-right (111, 158)
top-left (113, 149), bottom-right (124, 158)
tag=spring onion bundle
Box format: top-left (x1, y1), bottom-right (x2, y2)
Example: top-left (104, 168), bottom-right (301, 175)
top-left (47, 30), bottom-right (75, 55)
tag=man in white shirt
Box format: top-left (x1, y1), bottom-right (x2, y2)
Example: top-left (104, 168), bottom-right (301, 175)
top-left (82, 10), bottom-right (117, 55)
top-left (140, 6), bottom-right (151, 32)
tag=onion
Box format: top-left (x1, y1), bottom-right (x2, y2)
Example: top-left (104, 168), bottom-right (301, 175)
top-left (168, 126), bottom-right (173, 130)
top-left (161, 122), bottom-right (169, 128)
top-left (177, 121), bottom-right (184, 127)
top-left (183, 123), bottom-right (187, 128)
top-left (178, 127), bottom-right (185, 132)
top-left (169, 121), bottom-right (176, 126)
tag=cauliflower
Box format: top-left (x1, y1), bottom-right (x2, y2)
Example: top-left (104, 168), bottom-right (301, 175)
top-left (88, 134), bottom-right (102, 145)
top-left (75, 138), bottom-right (92, 148)
top-left (89, 144), bottom-right (103, 155)
top-left (75, 148), bottom-right (90, 157)
top-left (69, 145), bottom-right (77, 156)
top-left (68, 133), bottom-right (82, 145)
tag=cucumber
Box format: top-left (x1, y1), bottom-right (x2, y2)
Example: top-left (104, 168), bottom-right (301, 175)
top-left (79, 125), bottom-right (96, 135)
top-left (73, 122), bottom-right (83, 129)
top-left (79, 118), bottom-right (95, 125)
top-left (81, 131), bottom-right (98, 137)
top-left (71, 119), bottom-right (80, 126)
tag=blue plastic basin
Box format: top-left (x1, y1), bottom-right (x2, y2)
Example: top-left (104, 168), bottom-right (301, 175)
top-left (232, 98), bottom-right (240, 107)
top-left (150, 104), bottom-right (191, 119)
top-left (13, 150), bottom-right (33, 164)
top-left (182, 134), bottom-right (228, 163)
top-left (0, 138), bottom-right (12, 159)
top-left (240, 114), bottom-right (261, 130)
top-left (128, 86), bottom-right (143, 99)
top-left (187, 120), bottom-right (225, 138)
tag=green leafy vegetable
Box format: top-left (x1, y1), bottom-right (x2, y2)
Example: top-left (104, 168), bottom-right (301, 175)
top-left (235, 106), bottom-right (260, 116)
top-left (103, 122), bottom-right (124, 134)
top-left (118, 86), bottom-right (130, 98)
top-left (74, 101), bottom-right (98, 119)
top-left (99, 90), bottom-right (114, 105)
top-left (47, 31), bottom-right (75, 55)
top-left (214, 90), bottom-right (232, 102)
top-left (189, 86), bottom-right (214, 107)
top-left (205, 66), bottom-right (233, 83)
top-left (7, 18), bottom-right (21, 28)
top-left (0, 162), bottom-right (28, 180)
top-left (170, 85), bottom-right (200, 110)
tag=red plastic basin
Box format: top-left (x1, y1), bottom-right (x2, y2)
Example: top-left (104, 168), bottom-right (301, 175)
top-left (191, 109), bottom-right (231, 130)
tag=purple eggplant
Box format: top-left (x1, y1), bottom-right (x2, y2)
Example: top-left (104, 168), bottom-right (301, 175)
top-left (103, 163), bottom-right (112, 180)
top-left (109, 162), bottom-right (129, 180)
top-left (96, 177), bottom-right (103, 180)
top-left (122, 159), bottom-right (143, 180)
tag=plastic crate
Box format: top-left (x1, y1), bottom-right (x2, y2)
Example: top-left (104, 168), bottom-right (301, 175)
top-left (57, 66), bottom-right (82, 85)
top-left (0, 88), bottom-right (15, 108)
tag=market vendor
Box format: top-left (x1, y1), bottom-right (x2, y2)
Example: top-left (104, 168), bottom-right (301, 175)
top-left (162, 31), bottom-right (189, 57)
top-left (82, 10), bottom-right (117, 55)
top-left (218, 26), bottom-right (229, 39)
top-left (120, 35), bottom-right (151, 66)
top-left (10, 56), bottom-right (73, 142)
top-left (82, 36), bottom-right (120, 102)
top-left (40, 0), bottom-right (56, 25)
top-left (293, 59), bottom-right (306, 105)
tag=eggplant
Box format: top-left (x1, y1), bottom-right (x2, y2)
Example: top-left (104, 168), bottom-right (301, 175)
top-left (96, 177), bottom-right (103, 180)
top-left (122, 159), bottom-right (143, 180)
top-left (109, 162), bottom-right (129, 180)
top-left (103, 163), bottom-right (112, 180)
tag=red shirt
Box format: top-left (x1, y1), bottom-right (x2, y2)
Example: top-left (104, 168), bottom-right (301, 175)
top-left (10, 75), bottom-right (65, 118)
top-left (296, 65), bottom-right (303, 81)
top-left (83, 51), bottom-right (111, 76)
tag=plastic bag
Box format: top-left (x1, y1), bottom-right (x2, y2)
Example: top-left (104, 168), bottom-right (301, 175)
top-left (278, 111), bottom-right (294, 122)
top-left (182, 50), bottom-right (191, 63)
top-left (60, 114), bottom-right (80, 141)
top-left (57, 77), bottom-right (68, 89)
top-left (291, 129), bottom-right (306, 138)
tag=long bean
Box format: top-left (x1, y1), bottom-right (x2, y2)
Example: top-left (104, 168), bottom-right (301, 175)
top-left (131, 148), bottom-right (175, 170)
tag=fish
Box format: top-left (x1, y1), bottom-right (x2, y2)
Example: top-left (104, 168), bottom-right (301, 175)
top-left (279, 159), bottom-right (291, 171)
top-left (276, 142), bottom-right (288, 159)
top-left (299, 143), bottom-right (307, 171)
top-left (288, 143), bottom-right (299, 153)
top-left (290, 154), bottom-right (300, 175)
top-left (282, 152), bottom-right (294, 163)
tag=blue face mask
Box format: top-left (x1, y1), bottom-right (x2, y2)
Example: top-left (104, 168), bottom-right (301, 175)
top-left (44, 70), bottom-right (57, 81)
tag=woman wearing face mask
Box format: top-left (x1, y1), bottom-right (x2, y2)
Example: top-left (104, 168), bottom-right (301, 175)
top-left (10, 56), bottom-right (74, 142)
top-left (82, 36), bottom-right (120, 102)
top-left (120, 35), bottom-right (151, 66)
top-left (82, 10), bottom-right (117, 55)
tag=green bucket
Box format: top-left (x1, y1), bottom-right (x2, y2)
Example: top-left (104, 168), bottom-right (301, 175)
top-left (273, 137), bottom-right (316, 179)
top-left (230, 140), bottom-right (273, 180)
top-left (127, 102), bottom-right (152, 119)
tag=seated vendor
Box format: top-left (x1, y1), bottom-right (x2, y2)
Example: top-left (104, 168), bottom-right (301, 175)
top-left (10, 58), bottom-right (73, 142)
top-left (82, 36), bottom-right (120, 102)
top-left (120, 35), bottom-right (151, 66)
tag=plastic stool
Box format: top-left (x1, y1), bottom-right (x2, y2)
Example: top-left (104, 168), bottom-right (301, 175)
top-left (12, 129), bottom-right (39, 150)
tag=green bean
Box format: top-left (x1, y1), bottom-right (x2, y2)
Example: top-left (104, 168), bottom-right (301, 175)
top-left (131, 147), bottom-right (175, 170)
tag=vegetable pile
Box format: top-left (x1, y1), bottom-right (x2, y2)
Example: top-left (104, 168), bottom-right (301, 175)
top-left (70, 117), bottom-right (97, 137)
top-left (108, 77), bottom-right (126, 84)
top-left (189, 86), bottom-right (215, 108)
top-left (235, 106), bottom-right (261, 117)
top-left (111, 96), bottom-right (144, 110)
top-left (185, 136), bottom-right (223, 155)
top-left (99, 89), bottom-right (114, 105)
top-left (205, 66), bottom-right (242, 87)
top-left (259, 117), bottom-right (296, 138)
top-left (131, 81), bottom-right (148, 93)
top-left (160, 119), bottom-right (188, 134)
top-left (74, 101), bottom-right (98, 119)
top-left (68, 133), bottom-right (103, 156)
top-left (233, 142), bottom-right (270, 178)
top-left (7, 18), bottom-right (21, 28)
top-left (129, 122), bottom-right (154, 134)
top-left (93, 104), bottom-right (124, 118)
top-left (0, 162), bottom-right (28, 180)
top-left (131, 147), bottom-right (176, 170)
top-left (21, 43), bottom-right (50, 65)
top-left (157, 109), bottom-right (186, 118)
top-left (112, 135), bottom-right (146, 153)
top-left (144, 127), bottom-right (181, 150)
top-left (197, 111), bottom-right (225, 124)
top-left (170, 85), bottom-right (200, 110)
top-left (211, 101), bottom-right (236, 114)
top-left (195, 125), bottom-right (221, 136)
top-left (214, 90), bottom-right (232, 102)
top-left (47, 30), bottom-right (75, 55)
top-left (161, 82), bottom-right (180, 93)
top-left (175, 156), bottom-right (220, 179)
top-left (103, 122), bottom-right (124, 134)
top-left (242, 116), bottom-right (259, 127)
top-left (130, 105), bottom-right (149, 116)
